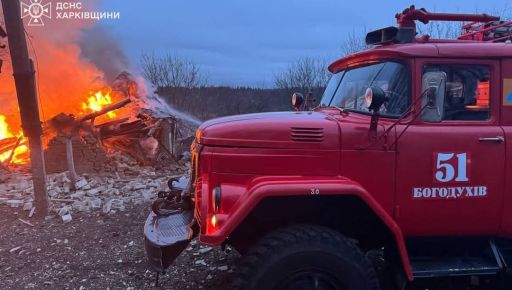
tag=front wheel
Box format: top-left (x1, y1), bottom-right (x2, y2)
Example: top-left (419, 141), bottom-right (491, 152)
top-left (233, 224), bottom-right (380, 290)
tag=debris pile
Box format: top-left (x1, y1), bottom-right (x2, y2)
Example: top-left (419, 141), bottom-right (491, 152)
top-left (0, 173), bottom-right (33, 215)
top-left (40, 72), bottom-right (196, 175)
top-left (1, 72), bottom-right (198, 174)
top-left (0, 71), bottom-right (197, 222)
top-left (0, 157), bottom-right (189, 221)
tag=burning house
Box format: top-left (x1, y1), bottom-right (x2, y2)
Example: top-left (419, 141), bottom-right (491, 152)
top-left (42, 72), bottom-right (196, 175)
top-left (0, 71), bottom-right (197, 221)
top-left (1, 72), bottom-right (196, 175)
top-left (0, 0), bottom-right (200, 222)
top-left (0, 116), bottom-right (29, 167)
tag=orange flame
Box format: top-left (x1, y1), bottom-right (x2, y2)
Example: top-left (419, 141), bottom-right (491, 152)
top-left (0, 115), bottom-right (29, 164)
top-left (1, 88), bottom-right (119, 165)
top-left (81, 89), bottom-right (116, 119)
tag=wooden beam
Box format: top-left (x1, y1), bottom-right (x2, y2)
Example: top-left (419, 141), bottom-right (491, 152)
top-left (95, 117), bottom-right (129, 128)
top-left (4, 136), bottom-right (22, 165)
top-left (78, 99), bottom-right (131, 123)
top-left (65, 137), bottom-right (78, 187)
top-left (0, 137), bottom-right (17, 147)
top-left (0, 139), bottom-right (27, 154)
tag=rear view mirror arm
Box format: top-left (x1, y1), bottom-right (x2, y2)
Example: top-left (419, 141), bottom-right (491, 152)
top-left (358, 87), bottom-right (432, 151)
top-left (386, 99), bottom-right (431, 150)
top-left (383, 86), bottom-right (432, 136)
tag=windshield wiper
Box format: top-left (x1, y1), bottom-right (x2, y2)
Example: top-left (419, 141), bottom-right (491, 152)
top-left (317, 105), bottom-right (348, 115)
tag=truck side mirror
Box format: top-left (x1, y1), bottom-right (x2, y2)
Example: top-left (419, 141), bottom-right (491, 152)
top-left (421, 71), bottom-right (447, 122)
top-left (291, 93), bottom-right (304, 111)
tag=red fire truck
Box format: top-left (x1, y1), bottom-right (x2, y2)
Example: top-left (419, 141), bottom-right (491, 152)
top-left (145, 6), bottom-right (512, 289)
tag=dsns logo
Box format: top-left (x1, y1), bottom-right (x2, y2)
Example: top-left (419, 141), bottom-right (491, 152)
top-left (21, 0), bottom-right (51, 26)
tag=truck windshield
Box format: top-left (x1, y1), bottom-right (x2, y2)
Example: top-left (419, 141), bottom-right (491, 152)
top-left (320, 61), bottom-right (410, 117)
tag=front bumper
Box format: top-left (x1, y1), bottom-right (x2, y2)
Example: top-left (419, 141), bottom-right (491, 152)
top-left (144, 210), bottom-right (197, 272)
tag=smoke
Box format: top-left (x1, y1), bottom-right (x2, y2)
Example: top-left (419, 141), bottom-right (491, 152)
top-left (79, 25), bottom-right (130, 82)
top-left (0, 0), bottom-right (188, 137)
top-left (131, 76), bottom-right (203, 126)
top-left (0, 0), bottom-right (128, 131)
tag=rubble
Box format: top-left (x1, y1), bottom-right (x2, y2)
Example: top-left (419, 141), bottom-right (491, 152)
top-left (198, 246), bottom-right (213, 254)
top-left (23, 202), bottom-right (33, 211)
top-left (0, 203), bottom-right (240, 289)
top-left (18, 218), bottom-right (34, 227)
top-left (62, 214), bottom-right (73, 223)
top-left (172, 175), bottom-right (190, 190)
top-left (0, 151), bottom-right (188, 221)
top-left (37, 72), bottom-right (197, 178)
top-left (58, 206), bottom-right (71, 216)
top-left (7, 199), bottom-right (23, 208)
top-left (9, 246), bottom-right (21, 253)
top-left (0, 72), bottom-right (194, 224)
top-left (75, 178), bottom-right (88, 189)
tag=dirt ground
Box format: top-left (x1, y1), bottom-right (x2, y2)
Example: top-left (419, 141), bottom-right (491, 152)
top-left (0, 203), bottom-right (238, 290)
top-left (0, 202), bottom-right (506, 290)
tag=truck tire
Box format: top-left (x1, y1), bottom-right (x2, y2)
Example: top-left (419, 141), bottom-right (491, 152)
top-left (233, 224), bottom-right (380, 290)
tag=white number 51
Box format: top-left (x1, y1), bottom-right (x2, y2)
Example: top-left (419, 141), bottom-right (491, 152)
top-left (435, 153), bottom-right (468, 183)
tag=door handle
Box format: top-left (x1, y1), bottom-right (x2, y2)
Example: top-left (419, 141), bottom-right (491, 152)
top-left (479, 136), bottom-right (504, 143)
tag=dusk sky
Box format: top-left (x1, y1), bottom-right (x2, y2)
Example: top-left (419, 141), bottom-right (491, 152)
top-left (97, 0), bottom-right (511, 87)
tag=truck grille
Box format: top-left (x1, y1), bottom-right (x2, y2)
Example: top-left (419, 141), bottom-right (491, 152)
top-left (291, 127), bottom-right (324, 142)
top-left (190, 141), bottom-right (203, 186)
top-left (194, 176), bottom-right (202, 222)
top-left (190, 141), bottom-right (202, 221)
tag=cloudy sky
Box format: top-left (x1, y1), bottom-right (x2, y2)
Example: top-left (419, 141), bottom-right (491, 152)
top-left (97, 0), bottom-right (511, 87)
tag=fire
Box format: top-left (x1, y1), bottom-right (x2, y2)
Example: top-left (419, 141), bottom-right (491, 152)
top-left (0, 88), bottom-right (120, 165)
top-left (81, 89), bottom-right (116, 119)
top-left (0, 115), bottom-right (11, 139)
top-left (0, 115), bottom-right (29, 164)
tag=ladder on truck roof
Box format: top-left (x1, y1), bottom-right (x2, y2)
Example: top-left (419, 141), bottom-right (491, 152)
top-left (459, 21), bottom-right (512, 42)
top-left (396, 5), bottom-right (512, 42)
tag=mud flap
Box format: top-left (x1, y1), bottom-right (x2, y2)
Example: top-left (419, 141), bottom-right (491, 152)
top-left (144, 210), bottom-right (196, 272)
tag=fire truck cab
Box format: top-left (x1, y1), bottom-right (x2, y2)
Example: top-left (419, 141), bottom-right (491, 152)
top-left (145, 6), bottom-right (512, 290)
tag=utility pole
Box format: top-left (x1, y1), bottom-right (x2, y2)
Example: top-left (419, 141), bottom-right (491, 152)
top-left (2, 0), bottom-right (48, 217)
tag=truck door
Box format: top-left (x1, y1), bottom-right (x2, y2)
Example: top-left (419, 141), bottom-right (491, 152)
top-left (500, 59), bottom-right (512, 237)
top-left (395, 60), bottom-right (504, 236)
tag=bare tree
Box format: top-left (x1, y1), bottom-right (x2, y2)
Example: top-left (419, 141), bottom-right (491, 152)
top-left (341, 7), bottom-right (512, 56)
top-left (140, 52), bottom-right (207, 90)
top-left (339, 23), bottom-right (460, 55)
top-left (274, 57), bottom-right (330, 92)
top-left (415, 7), bottom-right (512, 39)
top-left (341, 28), bottom-right (370, 56)
top-left (416, 21), bottom-right (461, 39)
